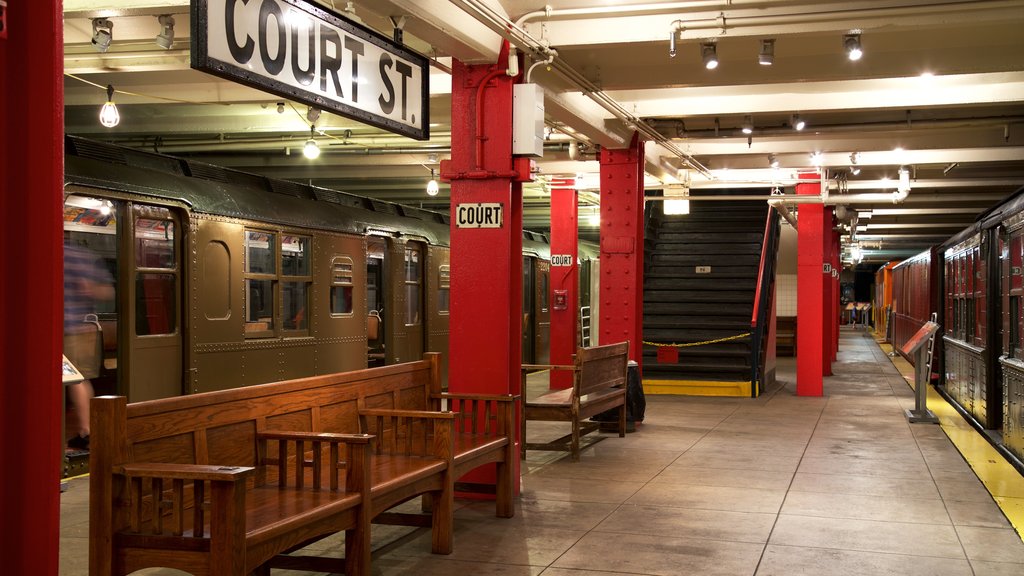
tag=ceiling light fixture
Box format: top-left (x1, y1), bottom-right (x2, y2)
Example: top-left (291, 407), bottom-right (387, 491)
top-left (898, 166), bottom-right (911, 193)
top-left (792, 114), bottom-right (806, 131)
top-left (303, 125), bottom-right (321, 159)
top-left (758, 39), bottom-right (775, 66)
top-left (741, 115), bottom-right (753, 135)
top-left (91, 18), bottom-right (113, 53)
top-left (426, 168), bottom-right (439, 196)
top-left (768, 153), bottom-right (779, 168)
top-left (701, 42), bottom-right (718, 70)
top-left (810, 151), bottom-right (823, 166)
top-left (98, 84), bottom-right (120, 128)
top-left (154, 15), bottom-right (175, 49)
top-left (849, 152), bottom-right (861, 174)
top-left (844, 33), bottom-right (863, 61)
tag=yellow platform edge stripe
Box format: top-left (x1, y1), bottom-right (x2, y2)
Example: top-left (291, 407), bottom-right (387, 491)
top-left (643, 379), bottom-right (752, 397)
top-left (875, 333), bottom-right (1024, 541)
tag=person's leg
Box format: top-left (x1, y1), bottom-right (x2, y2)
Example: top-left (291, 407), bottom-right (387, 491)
top-left (68, 379), bottom-right (94, 438)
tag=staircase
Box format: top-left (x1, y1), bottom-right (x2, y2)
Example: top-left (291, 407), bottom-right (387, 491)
top-left (642, 193), bottom-right (774, 396)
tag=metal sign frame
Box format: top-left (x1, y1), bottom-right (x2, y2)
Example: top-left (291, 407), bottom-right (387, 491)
top-left (192, 0), bottom-right (429, 140)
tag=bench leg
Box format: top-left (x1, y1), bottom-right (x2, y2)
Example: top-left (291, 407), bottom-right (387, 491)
top-left (520, 409), bottom-right (527, 460)
top-left (619, 404), bottom-right (627, 438)
top-left (430, 476), bottom-right (454, 554)
top-left (345, 503), bottom-right (372, 576)
top-left (495, 458), bottom-right (515, 518)
top-left (571, 418), bottom-right (580, 462)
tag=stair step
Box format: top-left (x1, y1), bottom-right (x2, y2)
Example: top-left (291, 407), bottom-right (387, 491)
top-left (644, 302), bottom-right (753, 315)
top-left (646, 267), bottom-right (758, 279)
top-left (645, 277), bottom-right (756, 289)
top-left (655, 232), bottom-right (764, 243)
top-left (649, 254), bottom-right (761, 266)
top-left (649, 244), bottom-right (763, 256)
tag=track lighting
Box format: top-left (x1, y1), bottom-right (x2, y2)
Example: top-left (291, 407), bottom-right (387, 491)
top-left (701, 42), bottom-right (718, 70)
top-left (741, 115), bottom-right (753, 135)
top-left (758, 39), bottom-right (775, 66)
top-left (849, 152), bottom-right (860, 175)
top-left (426, 169), bottom-right (439, 196)
top-left (91, 18), bottom-right (113, 53)
top-left (844, 33), bottom-right (863, 61)
top-left (792, 114), bottom-right (806, 131)
top-left (154, 15), bottom-right (175, 49)
top-left (98, 84), bottom-right (120, 128)
top-left (303, 125), bottom-right (320, 159)
top-left (768, 153), bottom-right (779, 169)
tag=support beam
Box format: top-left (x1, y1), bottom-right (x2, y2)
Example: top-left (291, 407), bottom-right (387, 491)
top-left (549, 178), bottom-right (579, 389)
top-left (797, 172), bottom-right (825, 396)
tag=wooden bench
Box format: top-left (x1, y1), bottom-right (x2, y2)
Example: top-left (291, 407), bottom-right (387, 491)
top-left (89, 353), bottom-right (514, 575)
top-left (777, 316), bottom-right (797, 357)
top-left (521, 341), bottom-right (629, 461)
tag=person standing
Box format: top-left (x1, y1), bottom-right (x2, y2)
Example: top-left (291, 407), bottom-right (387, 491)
top-left (63, 242), bottom-right (114, 450)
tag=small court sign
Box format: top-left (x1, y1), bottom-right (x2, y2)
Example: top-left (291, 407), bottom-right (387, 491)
top-left (193, 0), bottom-right (429, 140)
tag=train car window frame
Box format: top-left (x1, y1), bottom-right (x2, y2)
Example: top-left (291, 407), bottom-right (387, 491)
top-left (330, 256), bottom-right (355, 317)
top-left (244, 229), bottom-right (278, 338)
top-left (404, 245), bottom-right (422, 327)
top-left (133, 207), bottom-right (178, 337)
top-left (438, 264), bottom-right (451, 315)
top-left (281, 235), bottom-right (312, 334)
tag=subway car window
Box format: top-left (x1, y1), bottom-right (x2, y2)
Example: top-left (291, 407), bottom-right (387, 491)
top-left (134, 209), bottom-right (177, 336)
top-left (282, 235), bottom-right (312, 332)
top-left (331, 256), bottom-right (355, 316)
top-left (438, 265), bottom-right (451, 314)
top-left (245, 231), bottom-right (276, 335)
top-left (404, 246), bottom-right (422, 326)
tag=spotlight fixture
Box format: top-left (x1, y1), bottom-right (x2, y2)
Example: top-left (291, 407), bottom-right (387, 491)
top-left (91, 18), bottom-right (113, 53)
top-left (741, 115), bottom-right (753, 135)
top-left (303, 125), bottom-right (321, 159)
top-left (701, 42), bottom-right (718, 70)
top-left (306, 106), bottom-right (321, 123)
top-left (276, 102), bottom-right (285, 114)
top-left (850, 166), bottom-right (861, 176)
top-left (810, 151), bottom-right (823, 166)
top-left (154, 15), bottom-right (175, 49)
top-left (844, 33), bottom-right (863, 61)
top-left (768, 153), bottom-right (780, 169)
top-left (898, 166), bottom-right (911, 193)
top-left (792, 114), bottom-right (806, 131)
top-left (98, 84), bottom-right (120, 128)
top-left (426, 169), bottom-right (439, 196)
top-left (849, 152), bottom-right (860, 175)
top-left (758, 39), bottom-right (775, 66)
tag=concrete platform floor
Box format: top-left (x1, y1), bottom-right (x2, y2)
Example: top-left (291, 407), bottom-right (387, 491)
top-left (59, 327), bottom-right (1024, 575)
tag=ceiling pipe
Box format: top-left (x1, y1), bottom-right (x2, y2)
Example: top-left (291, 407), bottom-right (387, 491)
top-left (646, 115), bottom-right (1024, 139)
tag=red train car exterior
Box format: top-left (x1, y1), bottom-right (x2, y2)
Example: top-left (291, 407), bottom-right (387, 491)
top-left (891, 248), bottom-right (942, 376)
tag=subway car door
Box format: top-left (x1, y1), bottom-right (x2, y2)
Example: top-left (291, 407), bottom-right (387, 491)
top-left (522, 256), bottom-right (536, 363)
top-left (534, 259), bottom-right (551, 364)
top-left (127, 204), bottom-right (182, 401)
top-left (394, 241), bottom-right (425, 363)
top-left (366, 237), bottom-right (388, 366)
top-left (425, 246), bottom-right (450, 384)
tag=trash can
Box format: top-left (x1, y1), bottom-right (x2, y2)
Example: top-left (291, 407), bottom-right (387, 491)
top-left (592, 360), bottom-right (645, 431)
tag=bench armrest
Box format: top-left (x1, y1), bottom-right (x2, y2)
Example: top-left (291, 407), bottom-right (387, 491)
top-left (521, 363), bottom-right (575, 372)
top-left (358, 408), bottom-right (455, 419)
top-left (433, 392), bottom-right (517, 403)
top-left (115, 463), bottom-right (254, 538)
top-left (357, 409), bottom-right (455, 460)
top-left (257, 429), bottom-right (373, 493)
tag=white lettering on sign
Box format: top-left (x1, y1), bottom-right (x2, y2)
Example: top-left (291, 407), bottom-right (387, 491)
top-left (455, 203), bottom-right (503, 228)
top-left (196, 0), bottom-right (428, 140)
top-left (551, 254), bottom-right (573, 267)
top-left (696, 266), bottom-right (711, 274)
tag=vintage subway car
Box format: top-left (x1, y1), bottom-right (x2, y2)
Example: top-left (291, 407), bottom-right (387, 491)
top-left (63, 136), bottom-right (587, 403)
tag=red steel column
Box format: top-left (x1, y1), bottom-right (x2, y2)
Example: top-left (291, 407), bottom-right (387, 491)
top-left (832, 229), bottom-right (841, 360)
top-left (441, 44), bottom-right (528, 488)
top-left (796, 172), bottom-right (824, 396)
top-left (549, 177), bottom-right (578, 389)
top-left (823, 208), bottom-right (835, 376)
top-left (0, 1), bottom-right (63, 574)
top-left (598, 134), bottom-right (645, 367)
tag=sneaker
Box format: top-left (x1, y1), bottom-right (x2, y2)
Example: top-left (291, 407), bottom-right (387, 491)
top-left (67, 434), bottom-right (90, 450)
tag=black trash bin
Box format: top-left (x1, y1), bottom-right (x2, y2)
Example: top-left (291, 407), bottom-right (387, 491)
top-left (593, 360), bottom-right (645, 431)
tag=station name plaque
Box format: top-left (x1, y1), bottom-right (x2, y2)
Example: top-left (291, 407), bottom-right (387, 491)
top-left (193, 0), bottom-right (429, 140)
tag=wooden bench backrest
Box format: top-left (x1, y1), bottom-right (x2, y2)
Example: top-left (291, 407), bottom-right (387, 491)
top-left (575, 342), bottom-right (629, 397)
top-left (93, 353), bottom-right (441, 474)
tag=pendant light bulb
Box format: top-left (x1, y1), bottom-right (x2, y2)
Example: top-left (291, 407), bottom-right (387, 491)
top-left (303, 125), bottom-right (320, 159)
top-left (426, 169), bottom-right (439, 196)
top-left (99, 84), bottom-right (120, 128)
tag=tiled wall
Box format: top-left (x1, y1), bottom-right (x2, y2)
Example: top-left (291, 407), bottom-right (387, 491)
top-left (776, 273), bottom-right (798, 317)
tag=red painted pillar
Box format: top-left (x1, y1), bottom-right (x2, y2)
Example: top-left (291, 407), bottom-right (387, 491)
top-left (598, 134), bottom-right (645, 368)
top-left (549, 178), bottom-right (578, 389)
top-left (832, 229), bottom-right (841, 360)
top-left (440, 44), bottom-right (529, 488)
top-left (796, 172), bottom-right (824, 396)
top-left (0, 2), bottom-right (63, 574)
top-left (823, 209), bottom-right (835, 376)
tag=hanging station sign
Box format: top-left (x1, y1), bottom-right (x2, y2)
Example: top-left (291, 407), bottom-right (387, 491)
top-left (192, 0), bottom-right (429, 140)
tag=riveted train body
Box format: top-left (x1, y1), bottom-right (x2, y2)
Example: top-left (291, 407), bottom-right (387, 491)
top-left (891, 187), bottom-right (1024, 469)
top-left (63, 136), bottom-right (593, 403)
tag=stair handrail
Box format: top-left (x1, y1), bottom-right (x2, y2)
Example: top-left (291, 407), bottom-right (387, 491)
top-left (749, 209), bottom-right (781, 393)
